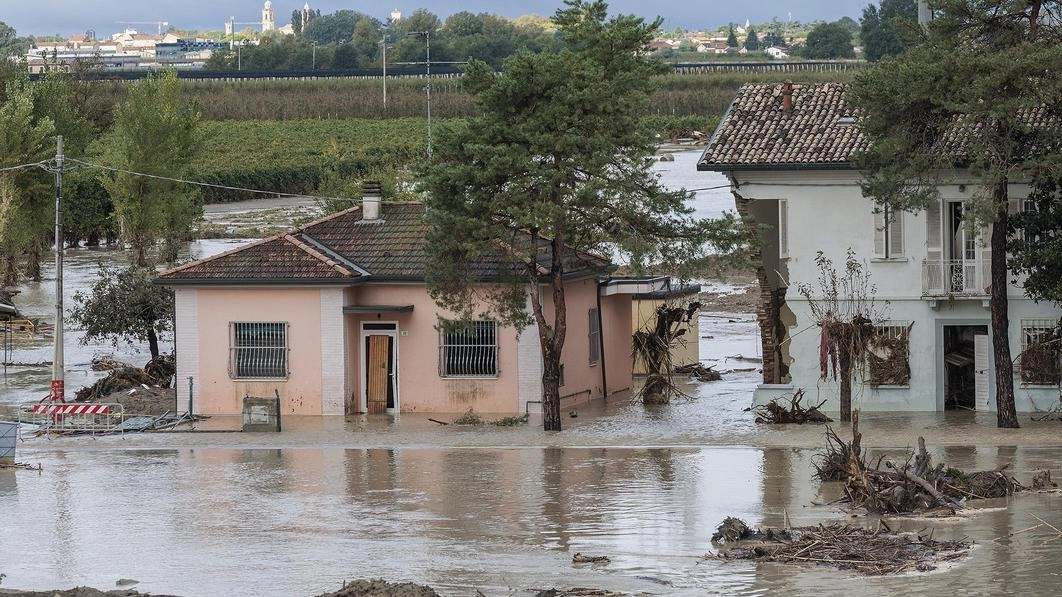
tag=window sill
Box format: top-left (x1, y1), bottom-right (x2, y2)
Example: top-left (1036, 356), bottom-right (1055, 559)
top-left (441, 375), bottom-right (500, 380)
top-left (868, 384), bottom-right (910, 390)
top-left (1019, 383), bottom-right (1061, 389)
top-left (232, 377), bottom-right (289, 381)
top-left (870, 257), bottom-right (909, 263)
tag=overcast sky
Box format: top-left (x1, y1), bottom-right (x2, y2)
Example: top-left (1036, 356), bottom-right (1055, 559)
top-left (4, 1), bottom-right (867, 37)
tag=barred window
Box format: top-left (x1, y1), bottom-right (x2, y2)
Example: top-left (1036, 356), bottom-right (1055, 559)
top-left (439, 320), bottom-right (498, 377)
top-left (1020, 319), bottom-right (1061, 385)
top-left (231, 322), bottom-right (288, 379)
top-left (588, 308), bottom-right (601, 365)
top-left (866, 322), bottom-right (912, 386)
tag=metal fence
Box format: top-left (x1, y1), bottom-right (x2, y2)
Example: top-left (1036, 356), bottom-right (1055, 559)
top-left (18, 403), bottom-right (125, 435)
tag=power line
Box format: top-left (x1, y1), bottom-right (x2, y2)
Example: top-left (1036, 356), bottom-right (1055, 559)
top-left (0, 161), bottom-right (47, 173)
top-left (67, 158), bottom-right (363, 204)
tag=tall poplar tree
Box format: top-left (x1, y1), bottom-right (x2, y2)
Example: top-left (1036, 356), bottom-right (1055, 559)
top-left (852, 0), bottom-right (1062, 428)
top-left (421, 0), bottom-right (743, 431)
top-left (98, 70), bottom-right (202, 266)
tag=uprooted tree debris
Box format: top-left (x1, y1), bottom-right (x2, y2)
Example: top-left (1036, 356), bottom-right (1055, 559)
top-left (749, 389), bottom-right (833, 424)
top-left (633, 301), bottom-right (701, 405)
top-left (673, 363), bottom-right (722, 381)
top-left (75, 355), bottom-right (175, 403)
top-left (709, 517), bottom-right (971, 575)
top-left (813, 411), bottom-right (1040, 515)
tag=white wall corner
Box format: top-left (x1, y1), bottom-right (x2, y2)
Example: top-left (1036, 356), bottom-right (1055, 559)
top-left (174, 288), bottom-right (199, 414)
top-left (516, 310), bottom-right (543, 414)
top-left (320, 288), bottom-right (346, 415)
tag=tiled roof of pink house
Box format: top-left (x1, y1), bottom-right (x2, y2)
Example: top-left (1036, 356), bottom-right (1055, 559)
top-left (159, 202), bottom-right (613, 285)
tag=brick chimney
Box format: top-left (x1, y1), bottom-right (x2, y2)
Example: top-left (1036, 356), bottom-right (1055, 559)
top-left (362, 181), bottom-right (382, 221)
top-left (781, 80), bottom-right (794, 113)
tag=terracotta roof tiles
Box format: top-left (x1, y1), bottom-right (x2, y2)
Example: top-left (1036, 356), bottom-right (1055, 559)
top-left (160, 202), bottom-right (612, 285)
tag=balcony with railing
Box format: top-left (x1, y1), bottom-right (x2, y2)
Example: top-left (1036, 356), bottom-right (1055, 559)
top-left (922, 259), bottom-right (988, 297)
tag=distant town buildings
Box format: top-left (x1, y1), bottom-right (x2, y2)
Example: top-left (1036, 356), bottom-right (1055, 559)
top-left (21, 1), bottom-right (327, 73)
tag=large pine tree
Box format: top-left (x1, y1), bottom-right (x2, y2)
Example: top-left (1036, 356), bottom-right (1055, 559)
top-left (421, 0), bottom-right (742, 430)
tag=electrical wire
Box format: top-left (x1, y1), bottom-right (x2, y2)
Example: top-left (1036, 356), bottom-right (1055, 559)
top-left (0, 161), bottom-right (47, 173)
top-left (67, 158), bottom-right (363, 204)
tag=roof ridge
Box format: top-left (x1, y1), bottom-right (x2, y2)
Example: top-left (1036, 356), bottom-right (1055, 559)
top-left (159, 232), bottom-right (289, 278)
top-left (297, 204), bottom-right (363, 233)
top-left (281, 234), bottom-right (354, 277)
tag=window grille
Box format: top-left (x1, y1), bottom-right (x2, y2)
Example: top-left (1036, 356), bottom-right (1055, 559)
top-left (588, 308), bottom-right (601, 365)
top-left (866, 322), bottom-right (912, 386)
top-left (439, 320), bottom-right (498, 377)
top-left (230, 322), bottom-right (288, 379)
top-left (1019, 319), bottom-right (1061, 385)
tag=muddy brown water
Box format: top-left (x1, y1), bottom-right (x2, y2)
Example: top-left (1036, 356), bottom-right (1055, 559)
top-left (4, 152), bottom-right (1062, 596)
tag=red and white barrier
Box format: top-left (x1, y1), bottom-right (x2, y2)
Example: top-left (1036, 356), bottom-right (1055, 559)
top-left (32, 403), bottom-right (112, 415)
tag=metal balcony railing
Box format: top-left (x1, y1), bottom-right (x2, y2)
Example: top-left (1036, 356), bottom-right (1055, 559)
top-left (922, 259), bottom-right (987, 297)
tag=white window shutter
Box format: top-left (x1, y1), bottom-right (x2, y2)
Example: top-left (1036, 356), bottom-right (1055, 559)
top-left (778, 200), bottom-right (788, 256)
top-left (889, 208), bottom-right (904, 257)
top-left (980, 229), bottom-right (992, 294)
top-left (873, 210), bottom-right (886, 258)
top-left (925, 199), bottom-right (942, 262)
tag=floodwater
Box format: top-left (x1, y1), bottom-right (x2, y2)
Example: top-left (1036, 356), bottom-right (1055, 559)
top-left (3, 434), bottom-right (1062, 596)
top-left (5, 152), bottom-right (1061, 596)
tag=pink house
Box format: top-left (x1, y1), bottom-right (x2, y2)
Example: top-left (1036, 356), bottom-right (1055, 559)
top-left (160, 192), bottom-right (652, 417)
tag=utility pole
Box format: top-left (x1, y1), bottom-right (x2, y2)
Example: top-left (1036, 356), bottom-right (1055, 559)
top-left (426, 30), bottom-right (432, 160)
top-left (917, 0), bottom-right (932, 25)
top-left (409, 30), bottom-right (432, 159)
top-left (381, 34), bottom-right (388, 110)
top-left (312, 41), bottom-right (317, 70)
top-left (50, 136), bottom-right (65, 403)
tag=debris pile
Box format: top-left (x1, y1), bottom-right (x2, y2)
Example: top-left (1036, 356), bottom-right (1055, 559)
top-left (673, 363), bottom-right (722, 381)
top-left (571, 553), bottom-right (610, 564)
top-left (317, 579), bottom-right (441, 597)
top-left (710, 518), bottom-right (971, 575)
top-left (750, 389), bottom-right (833, 424)
top-left (866, 323), bottom-right (913, 386)
top-left (75, 355), bottom-right (175, 403)
top-left (445, 409), bottom-right (530, 427)
top-left (814, 412), bottom-right (1031, 514)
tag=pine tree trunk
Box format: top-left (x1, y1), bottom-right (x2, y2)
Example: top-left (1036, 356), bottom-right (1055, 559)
top-left (990, 191), bottom-right (1019, 428)
top-left (537, 236), bottom-right (568, 432)
top-left (838, 327), bottom-right (853, 423)
top-left (542, 346), bottom-right (562, 431)
top-left (147, 327), bottom-right (160, 360)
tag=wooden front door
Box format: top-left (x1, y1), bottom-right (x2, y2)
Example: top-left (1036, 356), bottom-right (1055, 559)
top-left (365, 334), bottom-right (395, 413)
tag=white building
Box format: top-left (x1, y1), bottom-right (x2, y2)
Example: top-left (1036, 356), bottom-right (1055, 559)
top-left (698, 82), bottom-right (1060, 414)
top-left (263, 1), bottom-right (276, 31)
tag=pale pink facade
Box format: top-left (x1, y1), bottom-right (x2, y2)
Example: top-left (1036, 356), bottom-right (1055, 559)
top-left (173, 279), bottom-right (636, 417)
top-left (164, 201), bottom-right (649, 417)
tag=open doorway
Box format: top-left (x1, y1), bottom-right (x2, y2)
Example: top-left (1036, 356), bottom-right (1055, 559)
top-left (943, 324), bottom-right (988, 410)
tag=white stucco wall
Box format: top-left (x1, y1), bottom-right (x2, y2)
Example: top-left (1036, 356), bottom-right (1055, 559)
top-left (174, 288), bottom-right (199, 413)
top-left (734, 170), bottom-right (1060, 412)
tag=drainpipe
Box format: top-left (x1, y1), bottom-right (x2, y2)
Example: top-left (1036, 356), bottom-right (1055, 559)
top-left (597, 277), bottom-right (609, 399)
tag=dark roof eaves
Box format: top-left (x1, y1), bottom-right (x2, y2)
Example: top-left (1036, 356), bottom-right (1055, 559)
top-left (155, 277), bottom-right (365, 287)
top-left (698, 161), bottom-right (858, 172)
